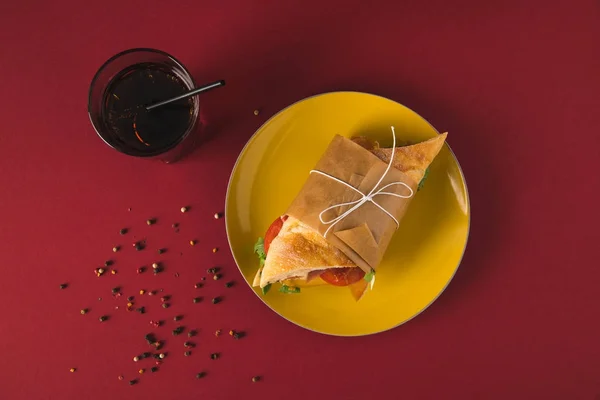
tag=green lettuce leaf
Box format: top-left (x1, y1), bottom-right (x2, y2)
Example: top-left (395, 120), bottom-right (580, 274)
top-left (279, 285), bottom-right (301, 294)
top-left (418, 167), bottom-right (430, 191)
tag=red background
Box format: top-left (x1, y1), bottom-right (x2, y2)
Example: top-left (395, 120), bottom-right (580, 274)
top-left (0, 1), bottom-right (599, 399)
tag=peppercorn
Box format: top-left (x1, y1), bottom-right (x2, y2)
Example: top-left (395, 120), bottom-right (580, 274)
top-left (141, 352), bottom-right (151, 359)
top-left (162, 303), bottom-right (170, 309)
top-left (189, 240), bottom-right (196, 246)
top-left (225, 281), bottom-right (234, 288)
top-left (152, 341), bottom-right (162, 350)
top-left (138, 369), bottom-right (145, 374)
top-left (184, 341), bottom-right (193, 348)
top-left (146, 218), bottom-right (156, 226)
top-left (160, 295), bottom-right (170, 302)
top-left (97, 268), bottom-right (105, 276)
top-left (127, 296), bottom-right (134, 302)
top-left (210, 353), bottom-right (219, 360)
top-left (69, 368), bottom-right (76, 373)
top-left (215, 329), bottom-right (221, 337)
top-left (252, 376), bottom-right (261, 382)
top-left (188, 330), bottom-right (197, 338)
top-left (159, 353), bottom-right (166, 359)
top-left (59, 283), bottom-right (68, 290)
top-left (112, 246), bottom-right (120, 252)
top-left (144, 333), bottom-right (155, 342)
top-left (172, 223), bottom-right (179, 228)
top-left (233, 332), bottom-right (242, 340)
top-left (194, 283), bottom-right (203, 289)
top-left (213, 274), bottom-right (221, 281)
top-left (134, 242), bottom-right (144, 251)
top-left (207, 267), bottom-right (218, 274)
top-left (212, 247), bottom-right (218, 253)
top-left (201, 277), bottom-right (206, 281)
top-left (173, 315), bottom-right (183, 321)
top-left (99, 315), bottom-right (108, 322)
top-left (253, 109), bottom-right (260, 116)
top-left (119, 228), bottom-right (127, 235)
top-left (104, 260), bottom-right (113, 267)
top-left (148, 290), bottom-right (156, 296)
top-left (214, 212), bottom-right (221, 219)
top-left (193, 297), bottom-right (201, 304)
top-left (129, 379), bottom-right (137, 385)
top-left (181, 206), bottom-right (189, 213)
top-left (196, 372), bottom-right (206, 379)
top-left (212, 297), bottom-right (221, 304)
top-left (118, 375), bottom-right (124, 380)
top-left (139, 289), bottom-right (146, 295)
top-left (150, 320), bottom-right (160, 328)
top-left (152, 354), bottom-right (161, 359)
top-left (152, 262), bottom-right (159, 269)
top-left (184, 351), bottom-right (191, 357)
top-left (136, 307), bottom-right (145, 314)
top-left (133, 356), bottom-right (140, 362)
top-left (137, 267), bottom-right (145, 274)
top-left (158, 248), bottom-right (165, 254)
top-left (80, 309), bottom-right (88, 315)
top-left (151, 367), bottom-right (158, 373)
top-left (111, 287), bottom-right (120, 294)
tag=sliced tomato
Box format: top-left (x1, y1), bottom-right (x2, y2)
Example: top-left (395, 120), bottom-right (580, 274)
top-left (264, 215), bottom-right (288, 254)
top-left (320, 267), bottom-right (365, 286)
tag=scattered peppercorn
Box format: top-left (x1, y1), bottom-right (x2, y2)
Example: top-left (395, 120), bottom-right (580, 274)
top-left (150, 320), bottom-right (161, 328)
top-left (184, 351), bottom-right (191, 357)
top-left (104, 260), bottom-right (113, 267)
top-left (59, 283), bottom-right (68, 290)
top-left (148, 290), bottom-right (156, 296)
top-left (173, 315), bottom-right (183, 321)
top-left (152, 354), bottom-right (161, 359)
top-left (138, 369), bottom-right (145, 374)
top-left (159, 353), bottom-right (166, 359)
top-left (133, 356), bottom-right (140, 362)
top-left (189, 240), bottom-right (196, 246)
top-left (212, 297), bottom-right (221, 304)
top-left (253, 109), bottom-right (260, 116)
top-left (137, 267), bottom-right (146, 274)
top-left (127, 296), bottom-right (134, 302)
top-left (152, 341), bottom-right (162, 350)
top-left (188, 330), bottom-right (197, 338)
top-left (150, 367), bottom-right (158, 373)
top-left (212, 247), bottom-right (218, 253)
top-left (158, 248), bottom-right (165, 254)
top-left (136, 307), bottom-right (145, 314)
top-left (213, 274), bottom-right (221, 281)
top-left (172, 326), bottom-right (184, 336)
top-left (172, 223), bottom-right (179, 228)
top-left (144, 333), bottom-right (155, 342)
top-left (112, 246), bottom-right (120, 252)
top-left (193, 297), bottom-right (201, 304)
top-left (201, 277), bottom-right (206, 281)
top-left (141, 352), bottom-right (151, 359)
top-left (118, 375), bottom-right (124, 380)
top-left (162, 303), bottom-right (170, 309)
top-left (97, 268), bottom-right (105, 276)
top-left (99, 315), bottom-right (108, 322)
top-left (229, 330), bottom-right (235, 336)
top-left (184, 341), bottom-right (194, 348)
top-left (215, 329), bottom-right (221, 337)
top-left (129, 379), bottom-right (137, 386)
top-left (111, 287), bottom-right (120, 294)
top-left (252, 376), bottom-right (261, 382)
top-left (180, 206), bottom-right (189, 213)
top-left (194, 283), bottom-right (203, 289)
top-left (160, 295), bottom-right (170, 302)
top-left (207, 267), bottom-right (219, 274)
top-left (225, 281), bottom-right (234, 288)
top-left (210, 353), bottom-right (219, 360)
top-left (233, 332), bottom-right (242, 340)
top-left (80, 309), bottom-right (88, 315)
top-left (196, 372), bottom-right (206, 379)
top-left (119, 228), bottom-right (128, 235)
top-left (98, 297), bottom-right (102, 301)
top-left (214, 212), bottom-right (221, 219)
top-left (152, 262), bottom-right (160, 269)
top-left (134, 242), bottom-right (144, 251)
top-left (146, 218), bottom-right (156, 225)
top-left (69, 368), bottom-right (76, 373)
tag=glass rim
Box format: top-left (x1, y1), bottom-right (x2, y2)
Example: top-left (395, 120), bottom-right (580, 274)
top-left (87, 48), bottom-right (199, 157)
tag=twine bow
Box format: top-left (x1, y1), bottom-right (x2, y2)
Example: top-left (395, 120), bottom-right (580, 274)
top-left (310, 126), bottom-right (414, 238)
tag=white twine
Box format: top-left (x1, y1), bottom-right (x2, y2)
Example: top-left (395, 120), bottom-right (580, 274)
top-left (310, 126), bottom-right (414, 238)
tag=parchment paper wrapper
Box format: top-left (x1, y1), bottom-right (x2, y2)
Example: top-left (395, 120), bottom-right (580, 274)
top-left (286, 135), bottom-right (418, 273)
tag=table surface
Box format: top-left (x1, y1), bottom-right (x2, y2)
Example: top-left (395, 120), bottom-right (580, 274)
top-left (1, 1), bottom-right (599, 399)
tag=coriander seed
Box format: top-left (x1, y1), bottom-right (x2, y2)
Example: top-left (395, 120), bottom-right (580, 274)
top-left (214, 212), bottom-right (221, 219)
top-left (213, 274), bottom-right (221, 281)
top-left (215, 329), bottom-right (221, 337)
top-left (252, 376), bottom-right (261, 382)
top-left (253, 109), bottom-right (260, 116)
top-left (69, 368), bottom-right (76, 373)
top-left (212, 247), bottom-right (218, 253)
top-left (138, 369), bottom-right (145, 374)
top-left (133, 356), bottom-right (140, 362)
top-left (159, 353), bottom-right (166, 359)
top-left (112, 246), bottom-right (119, 252)
top-left (139, 289), bottom-right (146, 295)
top-left (152, 262), bottom-right (159, 269)
top-left (180, 206), bottom-right (188, 213)
top-left (80, 309), bottom-right (88, 315)
top-left (189, 240), bottom-right (196, 246)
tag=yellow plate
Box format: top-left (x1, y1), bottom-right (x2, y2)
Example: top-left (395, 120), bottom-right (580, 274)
top-left (226, 92), bottom-right (470, 336)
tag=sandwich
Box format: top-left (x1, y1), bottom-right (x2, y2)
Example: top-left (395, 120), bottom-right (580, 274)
top-left (253, 129), bottom-right (447, 300)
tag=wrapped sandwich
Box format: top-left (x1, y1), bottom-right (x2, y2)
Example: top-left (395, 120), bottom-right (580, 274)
top-left (253, 127), bottom-right (447, 300)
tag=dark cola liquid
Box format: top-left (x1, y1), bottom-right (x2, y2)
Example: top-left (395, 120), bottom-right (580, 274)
top-left (101, 63), bottom-right (194, 155)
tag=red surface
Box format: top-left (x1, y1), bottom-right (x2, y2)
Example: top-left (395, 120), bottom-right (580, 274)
top-left (0, 1), bottom-right (599, 399)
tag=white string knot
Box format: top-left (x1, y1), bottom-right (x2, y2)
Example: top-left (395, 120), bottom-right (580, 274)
top-left (310, 126), bottom-right (414, 238)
